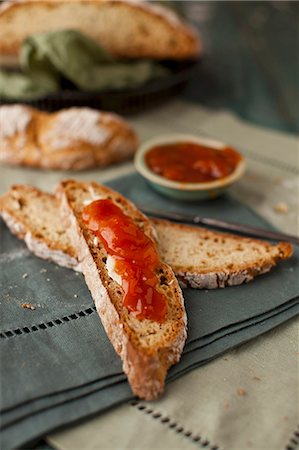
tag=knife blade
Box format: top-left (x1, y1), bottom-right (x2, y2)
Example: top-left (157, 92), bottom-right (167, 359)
top-left (140, 207), bottom-right (299, 245)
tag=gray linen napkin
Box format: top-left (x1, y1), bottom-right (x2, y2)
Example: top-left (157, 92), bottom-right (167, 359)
top-left (1, 173), bottom-right (298, 449)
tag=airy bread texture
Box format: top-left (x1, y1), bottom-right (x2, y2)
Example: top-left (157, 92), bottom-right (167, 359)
top-left (56, 180), bottom-right (187, 400)
top-left (0, 184), bottom-right (78, 269)
top-left (0, 105), bottom-right (138, 170)
top-left (0, 185), bottom-right (293, 288)
top-left (0, 0), bottom-right (201, 66)
top-left (153, 219), bottom-right (293, 289)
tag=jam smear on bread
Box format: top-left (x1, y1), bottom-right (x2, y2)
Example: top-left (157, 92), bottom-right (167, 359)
top-left (82, 199), bottom-right (167, 322)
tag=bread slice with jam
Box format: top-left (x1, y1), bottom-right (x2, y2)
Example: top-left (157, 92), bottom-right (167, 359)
top-left (56, 180), bottom-right (187, 400)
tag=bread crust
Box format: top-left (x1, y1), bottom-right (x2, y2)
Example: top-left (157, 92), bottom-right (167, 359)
top-left (0, 0), bottom-right (201, 62)
top-left (0, 105), bottom-right (138, 170)
top-left (56, 180), bottom-right (187, 400)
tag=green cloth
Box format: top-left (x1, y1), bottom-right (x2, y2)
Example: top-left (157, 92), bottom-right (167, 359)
top-left (0, 29), bottom-right (169, 100)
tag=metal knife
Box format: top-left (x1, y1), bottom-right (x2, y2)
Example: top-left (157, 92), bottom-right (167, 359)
top-left (140, 207), bottom-right (299, 245)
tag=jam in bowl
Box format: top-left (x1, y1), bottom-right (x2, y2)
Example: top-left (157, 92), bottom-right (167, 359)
top-left (134, 134), bottom-right (246, 200)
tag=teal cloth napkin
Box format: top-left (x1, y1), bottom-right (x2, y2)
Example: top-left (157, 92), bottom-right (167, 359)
top-left (1, 173), bottom-right (298, 449)
top-left (0, 30), bottom-right (169, 100)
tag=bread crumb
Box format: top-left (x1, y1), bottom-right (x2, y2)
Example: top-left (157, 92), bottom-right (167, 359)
top-left (46, 278), bottom-right (50, 282)
top-left (22, 273), bottom-right (28, 279)
top-left (273, 176), bottom-right (283, 184)
top-left (74, 294), bottom-right (78, 298)
top-left (237, 388), bottom-right (246, 396)
top-left (40, 268), bottom-right (47, 273)
top-left (22, 303), bottom-right (35, 310)
top-left (274, 202), bottom-right (289, 214)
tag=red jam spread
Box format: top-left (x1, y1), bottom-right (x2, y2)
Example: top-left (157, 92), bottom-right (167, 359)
top-left (82, 199), bottom-right (167, 323)
top-left (145, 142), bottom-right (242, 183)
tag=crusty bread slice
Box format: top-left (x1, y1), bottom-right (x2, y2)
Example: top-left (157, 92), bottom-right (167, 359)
top-left (152, 219), bottom-right (293, 289)
top-left (0, 185), bottom-right (293, 288)
top-left (0, 0), bottom-right (201, 65)
top-left (0, 184), bottom-right (79, 270)
top-left (56, 180), bottom-right (187, 400)
top-left (0, 105), bottom-right (138, 170)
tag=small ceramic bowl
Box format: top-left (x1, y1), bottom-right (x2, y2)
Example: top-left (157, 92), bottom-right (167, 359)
top-left (134, 134), bottom-right (246, 201)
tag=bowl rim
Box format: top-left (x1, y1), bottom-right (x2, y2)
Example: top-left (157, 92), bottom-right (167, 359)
top-left (134, 133), bottom-right (246, 191)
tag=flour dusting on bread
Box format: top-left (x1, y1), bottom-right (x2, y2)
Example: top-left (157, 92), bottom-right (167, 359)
top-left (0, 104), bottom-right (32, 138)
top-left (42, 108), bottom-right (110, 151)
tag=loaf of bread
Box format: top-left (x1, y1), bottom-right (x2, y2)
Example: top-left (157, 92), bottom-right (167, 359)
top-left (0, 0), bottom-right (201, 67)
top-left (0, 104), bottom-right (138, 170)
top-left (0, 184), bottom-right (293, 288)
top-left (56, 180), bottom-right (187, 399)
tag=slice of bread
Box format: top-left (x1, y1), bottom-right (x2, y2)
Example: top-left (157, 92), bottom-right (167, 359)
top-left (0, 105), bottom-right (138, 170)
top-left (0, 185), bottom-right (293, 288)
top-left (152, 219), bottom-right (293, 289)
top-left (56, 180), bottom-right (187, 400)
top-left (0, 184), bottom-right (79, 270)
top-left (0, 0), bottom-right (200, 66)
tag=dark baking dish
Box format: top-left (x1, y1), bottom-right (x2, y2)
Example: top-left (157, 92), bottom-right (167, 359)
top-left (0, 60), bottom-right (200, 115)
